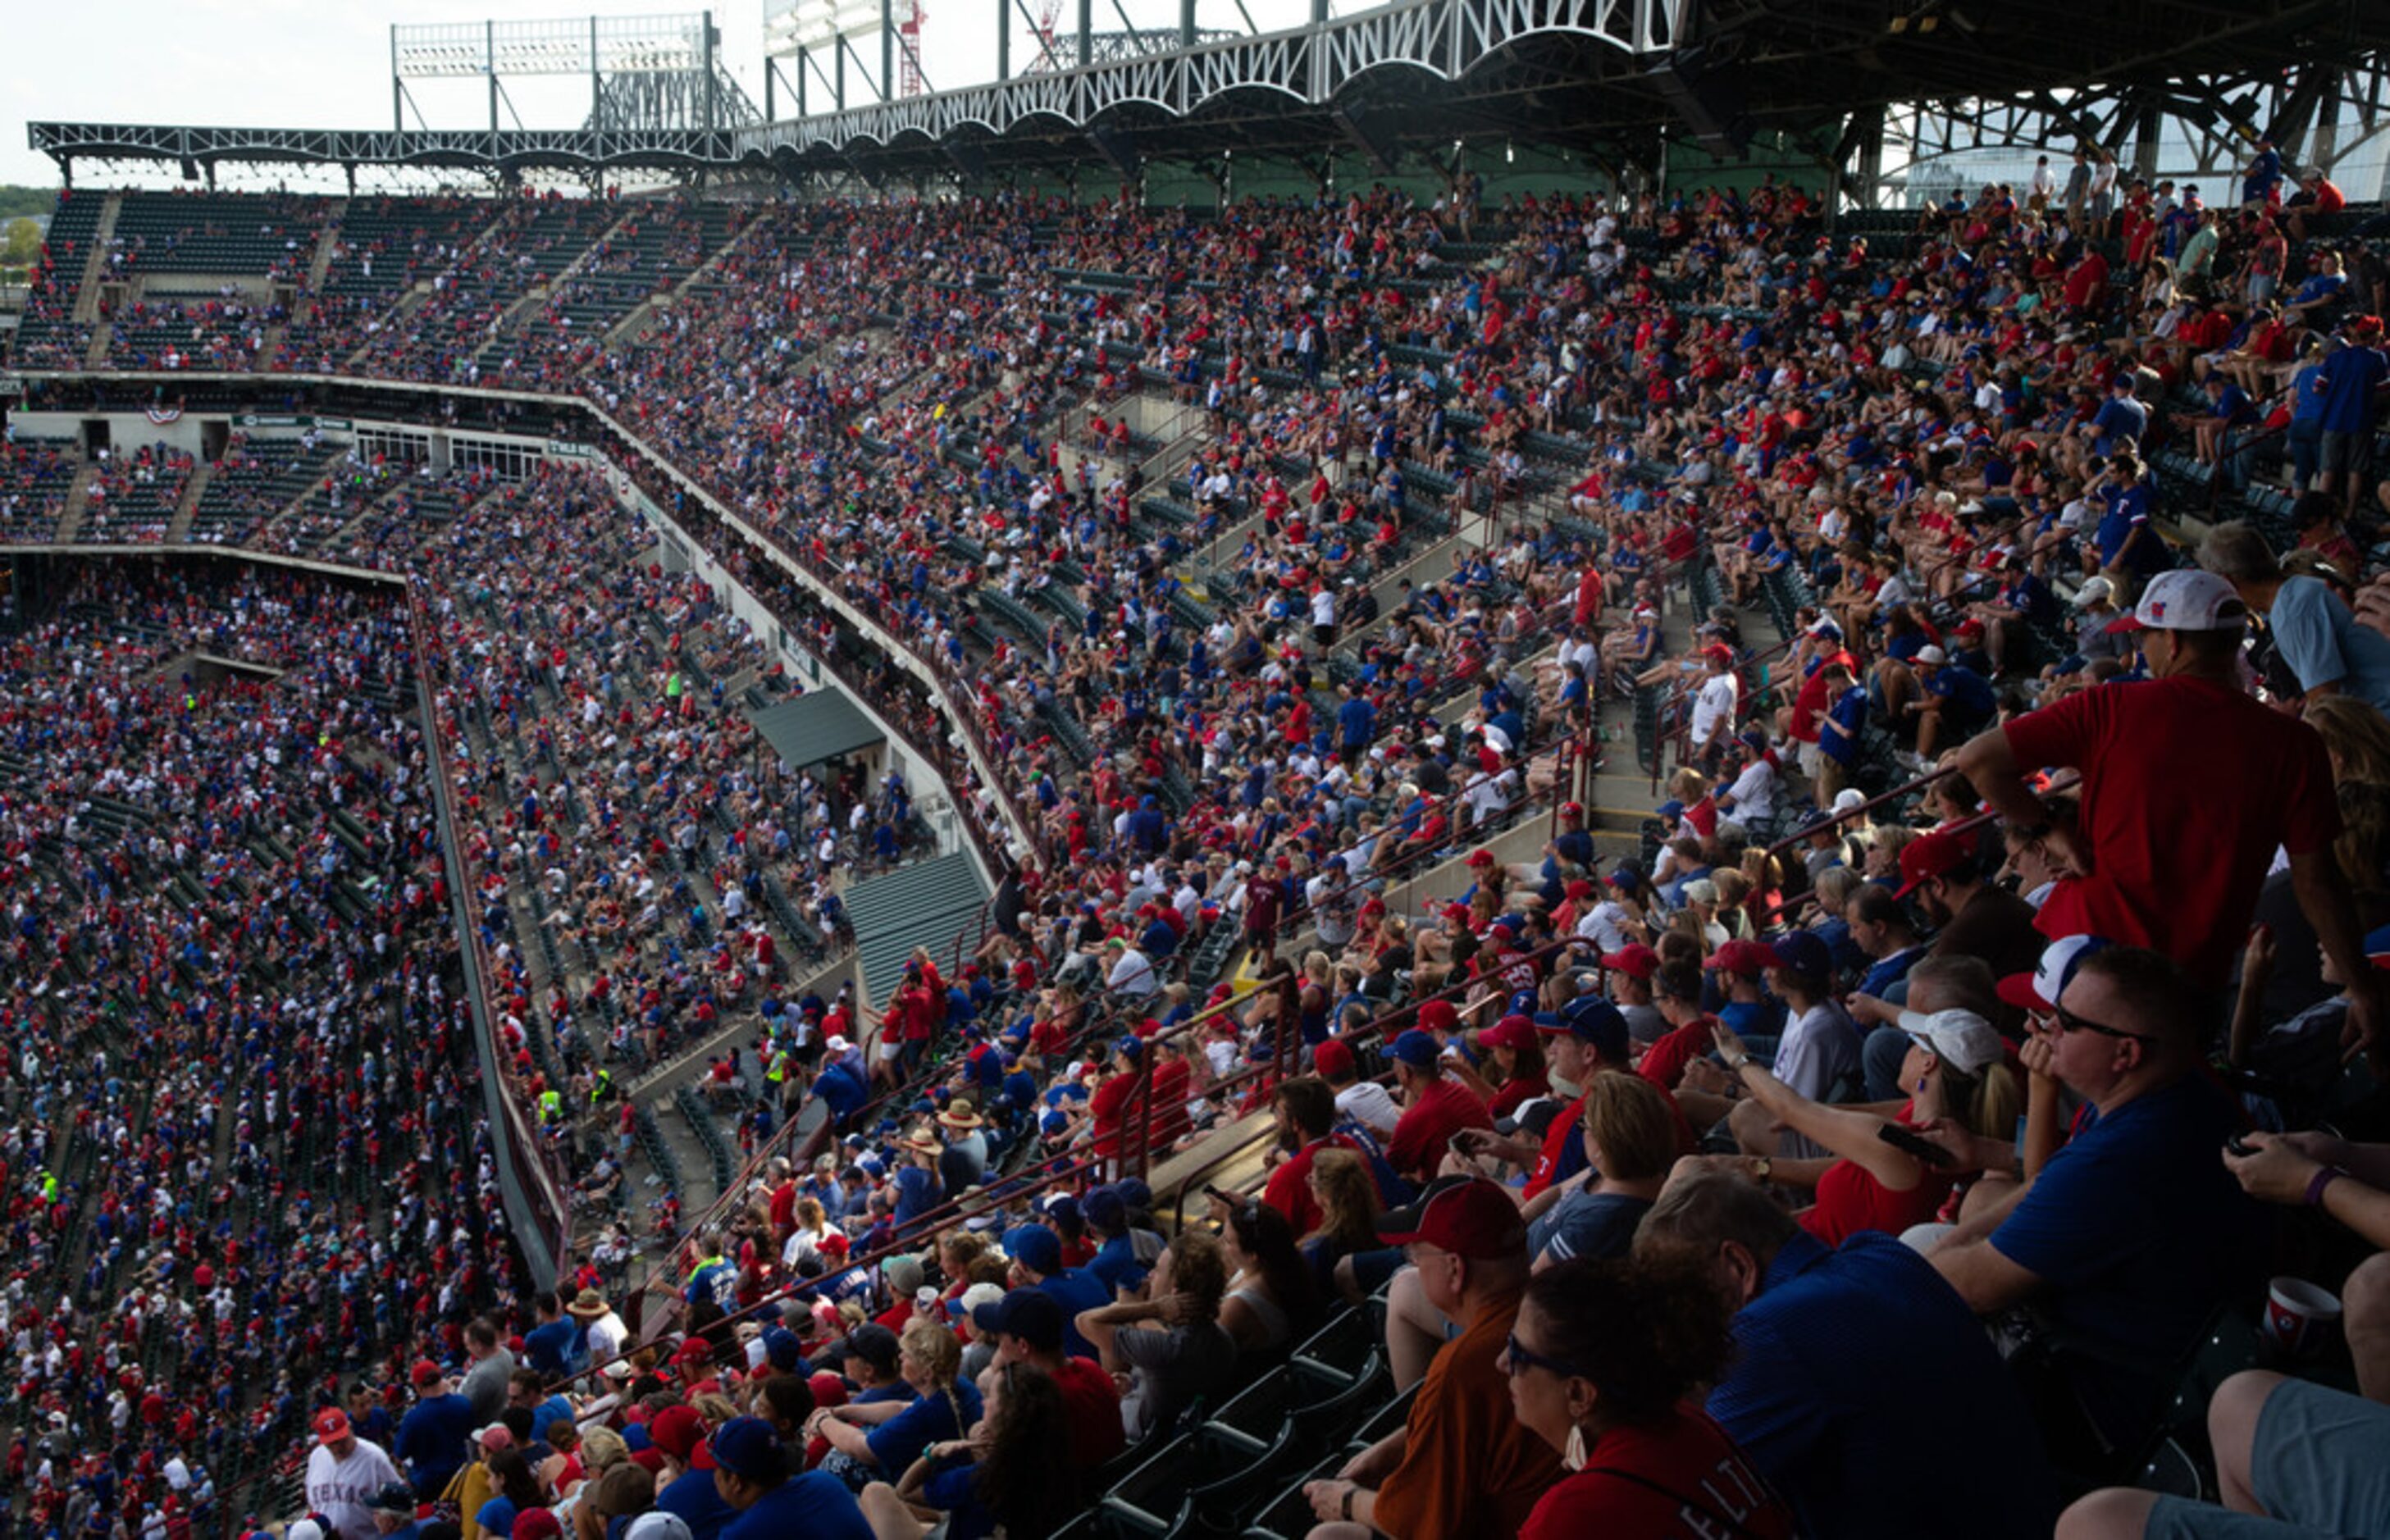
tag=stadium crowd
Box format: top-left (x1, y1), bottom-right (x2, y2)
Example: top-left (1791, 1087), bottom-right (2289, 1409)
top-left (2, 145), bottom-right (2390, 1540)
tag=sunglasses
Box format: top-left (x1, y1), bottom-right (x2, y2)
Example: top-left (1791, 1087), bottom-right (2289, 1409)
top-left (2038, 1001), bottom-right (2157, 1045)
top-left (1502, 1333), bottom-right (1587, 1380)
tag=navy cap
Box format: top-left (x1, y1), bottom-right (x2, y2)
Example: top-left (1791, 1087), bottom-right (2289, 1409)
top-left (760, 1325), bottom-right (803, 1371)
top-left (1002, 1223), bottom-right (1063, 1277)
top-left (970, 1287), bottom-right (1065, 1352)
top-left (1083, 1185), bottom-right (1128, 1232)
top-left (1541, 996), bottom-right (1631, 1062)
top-left (1389, 1029), bottom-right (1441, 1069)
top-left (705, 1416), bottom-right (783, 1483)
top-left (1769, 930), bottom-right (1833, 982)
top-left (1115, 1035), bottom-right (1145, 1059)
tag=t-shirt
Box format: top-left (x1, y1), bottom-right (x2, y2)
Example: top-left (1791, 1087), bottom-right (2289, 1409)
top-left (1768, 1003), bottom-right (1859, 1103)
top-left (1051, 1354), bottom-right (1126, 1469)
top-left (656, 1465), bottom-right (739, 1540)
top-left (718, 1473), bottom-right (872, 1540)
top-left (2317, 344), bottom-right (2388, 435)
top-left (1116, 1320), bottom-right (1238, 1441)
top-left (1373, 1283), bottom-right (1564, 1540)
top-left (1713, 1231), bottom-right (2059, 1539)
top-left (1033, 1267), bottom-right (1112, 1360)
top-left (1535, 1191), bottom-right (1654, 1265)
top-left (305, 1438), bottom-right (404, 1540)
top-left (865, 1379), bottom-right (984, 1472)
top-left (394, 1392), bottom-right (477, 1492)
top-left (1520, 1410), bottom-right (1793, 1540)
top-left (2001, 675), bottom-right (2338, 985)
top-left (2269, 575), bottom-right (2390, 714)
top-left (1991, 1073), bottom-right (2268, 1444)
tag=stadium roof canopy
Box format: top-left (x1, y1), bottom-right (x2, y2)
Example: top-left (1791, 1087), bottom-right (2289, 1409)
top-left (26, 0), bottom-right (2390, 183)
top-left (750, 688), bottom-right (885, 772)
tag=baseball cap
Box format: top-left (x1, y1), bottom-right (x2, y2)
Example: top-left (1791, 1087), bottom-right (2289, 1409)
top-left (1995, 934), bottom-right (2114, 1012)
top-left (288, 1524), bottom-right (326, 1540)
top-left (312, 1409), bottom-right (352, 1447)
top-left (513, 1511), bottom-right (563, 1540)
top-left (1703, 938), bottom-right (1776, 976)
top-left (367, 1485), bottom-right (418, 1518)
top-left (1389, 1029), bottom-right (1442, 1069)
top-left (1895, 830), bottom-right (1972, 897)
top-left (409, 1360), bottom-right (445, 1388)
top-left (1896, 1008), bottom-right (2007, 1074)
top-left (1537, 996), bottom-right (1630, 1062)
top-left (1479, 1014), bottom-right (1537, 1053)
top-left (2106, 569), bottom-right (2248, 634)
top-left (705, 1416), bottom-right (783, 1483)
top-left (1001, 1223), bottom-right (1063, 1277)
top-left (1466, 849), bottom-right (1497, 868)
top-left (971, 1287), bottom-right (1066, 1351)
top-left (1311, 1037), bottom-right (1355, 1078)
top-left (1416, 999), bottom-right (1460, 1033)
top-left (648, 1405), bottom-right (714, 1468)
top-left (1600, 943), bottom-right (1659, 980)
top-left (1375, 1175), bottom-right (1529, 1260)
top-left (622, 1517), bottom-right (696, 1540)
top-left (1768, 931), bottom-right (1832, 982)
top-left (760, 1324), bottom-right (803, 1372)
top-left (1914, 645), bottom-right (1947, 666)
top-left (2071, 576), bottom-right (2114, 607)
top-left (839, 1322), bottom-right (902, 1374)
top-left (476, 1424), bottom-right (514, 1452)
top-left (1083, 1184), bottom-right (1129, 1231)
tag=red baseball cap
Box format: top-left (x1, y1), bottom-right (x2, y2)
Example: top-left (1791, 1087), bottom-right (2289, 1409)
top-left (1375, 1176), bottom-right (1528, 1260)
top-left (1479, 1014), bottom-right (1537, 1052)
top-left (1703, 938), bottom-right (1776, 976)
top-left (1311, 1037), bottom-right (1356, 1079)
top-left (647, 1405), bottom-right (716, 1469)
top-left (312, 1409), bottom-right (352, 1447)
top-left (1417, 999), bottom-right (1461, 1033)
top-left (1466, 849), bottom-right (1497, 868)
top-left (409, 1360), bottom-right (445, 1389)
top-left (1895, 830), bottom-right (1972, 897)
top-left (1599, 943), bottom-right (1660, 980)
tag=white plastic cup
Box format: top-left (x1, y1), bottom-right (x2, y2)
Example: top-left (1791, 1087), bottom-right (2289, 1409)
top-left (2263, 1276), bottom-right (2342, 1359)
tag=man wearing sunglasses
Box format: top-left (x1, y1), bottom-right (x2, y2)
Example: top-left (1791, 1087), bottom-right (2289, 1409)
top-left (1952, 567), bottom-right (2383, 1065)
top-left (1927, 941), bottom-right (2268, 1478)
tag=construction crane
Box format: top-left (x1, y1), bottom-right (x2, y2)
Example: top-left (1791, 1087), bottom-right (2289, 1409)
top-left (900, 0), bottom-right (927, 95)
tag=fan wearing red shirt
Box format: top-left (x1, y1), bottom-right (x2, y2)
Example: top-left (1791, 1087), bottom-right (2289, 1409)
top-left (969, 1288), bottom-right (1126, 1472)
top-left (1507, 1257), bottom-right (1794, 1540)
top-left (1954, 571), bottom-right (2379, 1043)
top-left (1260, 1076), bottom-right (1363, 1236)
top-left (1383, 1030), bottom-right (1494, 1184)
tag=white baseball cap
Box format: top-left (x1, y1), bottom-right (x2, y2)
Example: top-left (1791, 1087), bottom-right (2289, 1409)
top-left (2106, 569), bottom-right (2248, 635)
top-left (1997, 934), bottom-right (2114, 1012)
top-left (1914, 645), bottom-right (1948, 666)
top-left (1896, 1009), bottom-right (2006, 1074)
top-left (2071, 576), bottom-right (2114, 608)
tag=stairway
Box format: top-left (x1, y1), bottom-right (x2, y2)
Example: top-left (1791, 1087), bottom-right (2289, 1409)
top-left (165, 460), bottom-right (212, 544)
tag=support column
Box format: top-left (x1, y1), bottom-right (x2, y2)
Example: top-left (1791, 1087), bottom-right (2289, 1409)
top-left (999, 0), bottom-right (1011, 80)
top-left (488, 18), bottom-right (500, 135)
top-left (1179, 0), bottom-right (1194, 47)
top-left (882, 0), bottom-right (894, 103)
top-left (1078, 0), bottom-right (1092, 68)
top-left (2132, 98), bottom-right (2162, 184)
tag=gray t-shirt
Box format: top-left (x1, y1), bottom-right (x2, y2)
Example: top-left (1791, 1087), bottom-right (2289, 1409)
top-left (459, 1348), bottom-right (517, 1424)
top-left (1116, 1320), bottom-right (1237, 1441)
top-left (2270, 575), bottom-right (2390, 713)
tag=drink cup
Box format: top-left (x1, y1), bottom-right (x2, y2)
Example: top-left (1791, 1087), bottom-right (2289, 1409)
top-left (2263, 1276), bottom-right (2342, 1359)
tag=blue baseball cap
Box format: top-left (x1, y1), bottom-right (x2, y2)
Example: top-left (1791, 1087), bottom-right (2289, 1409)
top-left (1001, 1224), bottom-right (1063, 1277)
top-left (1389, 1029), bottom-right (1441, 1069)
top-left (1538, 996), bottom-right (1630, 1062)
top-left (1768, 931), bottom-right (1833, 982)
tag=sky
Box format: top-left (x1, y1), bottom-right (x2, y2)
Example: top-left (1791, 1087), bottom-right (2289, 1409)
top-left (2, 0), bottom-right (1334, 189)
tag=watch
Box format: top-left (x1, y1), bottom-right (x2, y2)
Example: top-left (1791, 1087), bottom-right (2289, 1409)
top-left (1753, 1156), bottom-right (1773, 1181)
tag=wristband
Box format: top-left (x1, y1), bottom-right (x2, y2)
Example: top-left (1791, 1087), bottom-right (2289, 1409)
top-left (1342, 1487), bottom-right (1355, 1522)
top-left (2306, 1166), bottom-right (2348, 1209)
top-left (1726, 1053), bottom-right (1753, 1071)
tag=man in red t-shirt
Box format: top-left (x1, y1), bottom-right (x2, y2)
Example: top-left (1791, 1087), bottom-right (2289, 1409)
top-left (1955, 571), bottom-right (2379, 1049)
top-left (1260, 1076), bottom-right (1362, 1235)
top-left (971, 1287), bottom-right (1125, 1471)
top-left (1384, 1031), bottom-right (1494, 1183)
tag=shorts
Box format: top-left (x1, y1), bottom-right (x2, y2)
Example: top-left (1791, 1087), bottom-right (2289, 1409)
top-left (2320, 429), bottom-right (2372, 477)
top-left (877, 1039), bottom-right (904, 1061)
top-left (1797, 739), bottom-right (1823, 778)
top-left (2142, 1377), bottom-right (2390, 1539)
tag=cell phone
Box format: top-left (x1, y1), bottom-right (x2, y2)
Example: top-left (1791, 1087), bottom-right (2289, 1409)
top-left (1449, 1130), bottom-right (1480, 1159)
top-left (1877, 1123), bottom-right (1956, 1167)
top-left (1204, 1184), bottom-right (1238, 1205)
top-left (2225, 1135), bottom-right (2258, 1157)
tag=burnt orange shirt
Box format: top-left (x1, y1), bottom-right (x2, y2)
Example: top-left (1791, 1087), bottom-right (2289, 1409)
top-left (1374, 1282), bottom-right (1564, 1539)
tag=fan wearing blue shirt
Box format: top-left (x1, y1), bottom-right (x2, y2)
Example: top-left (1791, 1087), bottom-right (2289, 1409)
top-left (1930, 945), bottom-right (2268, 1465)
top-left (706, 1416), bottom-right (869, 1540)
top-left (1640, 1169), bottom-right (2059, 1540)
top-left (1002, 1223), bottom-right (1109, 1360)
top-left (2202, 520), bottom-right (2390, 713)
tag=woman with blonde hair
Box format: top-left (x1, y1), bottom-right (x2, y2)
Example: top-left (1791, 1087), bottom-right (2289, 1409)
top-left (1708, 1006), bottom-right (2021, 1246)
top-left (1532, 1072), bottom-right (1676, 1269)
top-left (1298, 1148), bottom-right (1381, 1299)
top-left (810, 1315), bottom-right (983, 1493)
